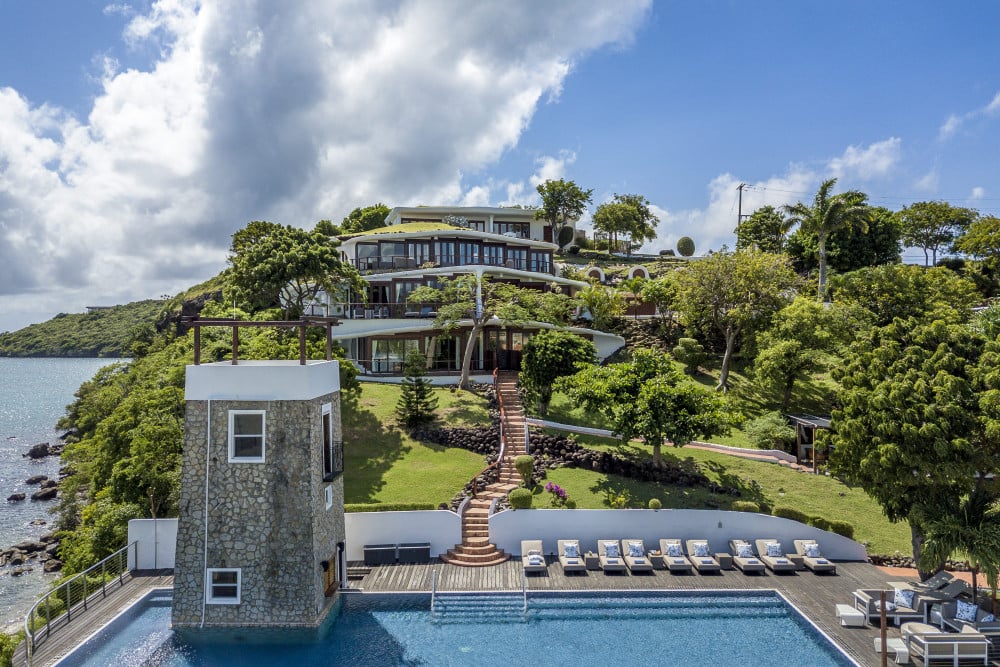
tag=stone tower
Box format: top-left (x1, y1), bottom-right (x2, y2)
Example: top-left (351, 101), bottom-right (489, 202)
top-left (172, 359), bottom-right (345, 628)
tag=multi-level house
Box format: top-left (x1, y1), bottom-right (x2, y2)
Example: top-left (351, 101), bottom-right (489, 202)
top-left (321, 206), bottom-right (624, 379)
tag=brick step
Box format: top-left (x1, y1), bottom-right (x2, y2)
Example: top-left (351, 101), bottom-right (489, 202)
top-left (463, 518), bottom-right (488, 527)
top-left (464, 529), bottom-right (489, 538)
top-left (464, 507), bottom-right (489, 516)
top-left (442, 549), bottom-right (509, 565)
top-left (440, 554), bottom-right (510, 568)
top-left (451, 543), bottom-right (501, 556)
top-left (462, 536), bottom-right (492, 547)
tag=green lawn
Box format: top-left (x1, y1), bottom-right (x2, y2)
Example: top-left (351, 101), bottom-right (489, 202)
top-left (534, 431), bottom-right (911, 554)
top-left (342, 382), bottom-right (491, 506)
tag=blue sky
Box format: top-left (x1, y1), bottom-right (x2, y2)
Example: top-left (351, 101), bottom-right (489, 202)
top-left (0, 0), bottom-right (998, 331)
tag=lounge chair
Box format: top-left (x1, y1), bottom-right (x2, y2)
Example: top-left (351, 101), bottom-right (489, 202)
top-left (754, 539), bottom-right (798, 573)
top-left (597, 539), bottom-right (627, 573)
top-left (556, 539), bottom-right (586, 574)
top-left (520, 540), bottom-right (547, 574)
top-left (793, 539), bottom-right (837, 574)
top-left (888, 570), bottom-right (955, 592)
top-left (937, 600), bottom-right (1000, 633)
top-left (659, 539), bottom-right (694, 573)
top-left (908, 628), bottom-right (990, 666)
top-left (620, 539), bottom-right (653, 573)
top-left (684, 540), bottom-right (721, 573)
top-left (729, 539), bottom-right (765, 574)
top-left (853, 588), bottom-right (923, 625)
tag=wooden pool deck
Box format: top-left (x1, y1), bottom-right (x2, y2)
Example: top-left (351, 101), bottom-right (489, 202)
top-left (350, 559), bottom-right (996, 667)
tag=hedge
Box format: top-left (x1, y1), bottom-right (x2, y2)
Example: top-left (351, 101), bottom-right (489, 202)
top-left (731, 500), bottom-right (761, 513)
top-left (771, 506), bottom-right (810, 523)
top-left (345, 503), bottom-right (438, 513)
top-left (829, 520), bottom-right (855, 539)
top-left (509, 488), bottom-right (533, 509)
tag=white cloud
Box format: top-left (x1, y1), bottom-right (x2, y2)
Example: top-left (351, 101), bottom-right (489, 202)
top-left (0, 0), bottom-right (651, 331)
top-left (938, 90), bottom-right (1000, 140)
top-left (827, 137), bottom-right (901, 180)
top-left (529, 150), bottom-right (576, 187)
top-left (915, 170), bottom-right (939, 192)
top-left (971, 186), bottom-right (986, 200)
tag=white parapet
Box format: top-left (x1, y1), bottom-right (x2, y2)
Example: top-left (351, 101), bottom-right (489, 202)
top-left (185, 360), bottom-right (340, 401)
top-left (344, 511), bottom-right (462, 561)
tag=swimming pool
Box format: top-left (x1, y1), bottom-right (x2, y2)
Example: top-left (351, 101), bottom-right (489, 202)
top-left (56, 589), bottom-right (855, 666)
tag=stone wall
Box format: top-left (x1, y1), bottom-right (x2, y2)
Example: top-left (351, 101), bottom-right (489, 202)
top-left (173, 391), bottom-right (344, 628)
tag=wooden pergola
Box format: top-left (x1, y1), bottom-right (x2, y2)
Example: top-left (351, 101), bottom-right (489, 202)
top-left (787, 413), bottom-right (831, 473)
top-left (181, 317), bottom-right (340, 365)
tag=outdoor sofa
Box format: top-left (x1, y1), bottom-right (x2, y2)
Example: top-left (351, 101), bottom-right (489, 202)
top-left (908, 628), bottom-right (990, 666)
top-left (936, 600), bottom-right (1000, 634)
top-left (557, 539), bottom-right (586, 574)
top-left (659, 539), bottom-right (694, 573)
top-left (853, 588), bottom-right (923, 625)
top-left (754, 539), bottom-right (798, 573)
top-left (684, 539), bottom-right (722, 573)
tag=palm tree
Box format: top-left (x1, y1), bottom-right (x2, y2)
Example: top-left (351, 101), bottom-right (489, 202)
top-left (783, 178), bottom-right (870, 300)
top-left (918, 485), bottom-right (1000, 602)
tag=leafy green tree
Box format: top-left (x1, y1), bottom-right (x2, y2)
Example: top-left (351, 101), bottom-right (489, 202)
top-left (828, 319), bottom-right (994, 572)
top-left (753, 297), bottom-right (864, 410)
top-left (640, 274), bottom-right (679, 339)
top-left (314, 219), bottom-right (340, 236)
top-left (786, 205), bottom-right (901, 275)
top-left (971, 302), bottom-right (1000, 341)
top-left (831, 264), bottom-right (978, 327)
top-left (227, 221), bottom-right (363, 318)
top-left (744, 412), bottom-right (797, 451)
top-left (340, 203), bottom-right (391, 234)
top-left (519, 330), bottom-right (597, 415)
top-left (917, 486), bottom-right (1000, 596)
top-left (898, 201), bottom-right (978, 266)
top-left (955, 215), bottom-right (1000, 269)
top-left (674, 250), bottom-right (799, 391)
top-left (736, 205), bottom-right (791, 253)
top-left (534, 179), bottom-right (593, 250)
top-left (783, 178), bottom-right (870, 300)
top-left (676, 236), bottom-right (695, 257)
top-left (556, 349), bottom-right (728, 465)
top-left (578, 284), bottom-right (625, 330)
top-left (592, 193), bottom-right (658, 255)
top-left (395, 351), bottom-right (438, 428)
top-left (408, 276), bottom-right (555, 390)
top-left (672, 338), bottom-right (705, 375)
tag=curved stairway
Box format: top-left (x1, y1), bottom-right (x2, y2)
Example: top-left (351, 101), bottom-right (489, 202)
top-left (440, 372), bottom-right (526, 567)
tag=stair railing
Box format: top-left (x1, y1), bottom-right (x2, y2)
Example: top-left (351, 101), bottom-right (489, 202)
top-left (471, 368), bottom-right (506, 497)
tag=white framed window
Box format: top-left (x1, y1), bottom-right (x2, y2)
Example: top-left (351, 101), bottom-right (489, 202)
top-left (321, 403), bottom-right (342, 481)
top-left (206, 568), bottom-right (241, 604)
top-left (228, 410), bottom-right (265, 462)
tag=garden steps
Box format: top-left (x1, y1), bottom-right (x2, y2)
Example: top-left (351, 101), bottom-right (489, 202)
top-left (444, 372), bottom-right (527, 567)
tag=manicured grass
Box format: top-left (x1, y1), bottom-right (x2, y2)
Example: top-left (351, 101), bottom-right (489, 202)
top-left (535, 431), bottom-right (911, 554)
top-left (342, 382), bottom-right (490, 506)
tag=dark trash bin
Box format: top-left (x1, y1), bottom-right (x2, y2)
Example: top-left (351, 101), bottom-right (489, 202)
top-left (363, 543), bottom-right (396, 566)
top-left (398, 542), bottom-right (431, 564)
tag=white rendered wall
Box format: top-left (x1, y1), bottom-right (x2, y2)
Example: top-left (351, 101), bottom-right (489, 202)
top-left (344, 511), bottom-right (461, 560)
top-left (489, 509), bottom-right (868, 560)
top-left (127, 518), bottom-right (178, 569)
top-left (185, 360), bottom-right (340, 401)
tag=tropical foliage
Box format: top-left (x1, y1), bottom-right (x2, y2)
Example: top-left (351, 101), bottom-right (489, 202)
top-left (519, 330), bottom-right (597, 416)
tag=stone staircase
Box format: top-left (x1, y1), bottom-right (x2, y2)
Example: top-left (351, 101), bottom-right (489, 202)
top-left (441, 372), bottom-right (526, 567)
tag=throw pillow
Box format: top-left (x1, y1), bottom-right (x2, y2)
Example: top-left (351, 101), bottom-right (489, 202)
top-left (736, 543), bottom-right (754, 559)
top-left (604, 543), bottom-right (620, 558)
top-left (956, 600), bottom-right (979, 622)
top-left (693, 542), bottom-right (709, 557)
top-left (981, 613), bottom-right (995, 623)
top-left (563, 542), bottom-right (579, 558)
top-left (666, 543), bottom-right (682, 557)
top-left (628, 541), bottom-right (643, 557)
top-left (765, 542), bottom-right (782, 558)
top-left (874, 600), bottom-right (896, 612)
top-left (528, 549), bottom-right (541, 557)
top-left (804, 543), bottom-right (821, 558)
top-left (893, 588), bottom-right (915, 610)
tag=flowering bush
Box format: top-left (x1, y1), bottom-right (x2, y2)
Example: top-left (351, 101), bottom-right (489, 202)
top-left (545, 482), bottom-right (568, 508)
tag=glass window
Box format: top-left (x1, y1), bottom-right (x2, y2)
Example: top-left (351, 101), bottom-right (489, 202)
top-left (457, 241), bottom-right (479, 265)
top-left (228, 411), bottom-right (265, 462)
top-left (372, 338), bottom-right (420, 373)
top-left (467, 220), bottom-right (486, 232)
top-left (206, 568), bottom-right (241, 604)
top-left (505, 248), bottom-right (527, 270)
top-left (322, 403), bottom-right (343, 482)
top-left (483, 245), bottom-right (504, 266)
top-left (495, 222), bottom-right (529, 238)
top-left (435, 241), bottom-right (456, 265)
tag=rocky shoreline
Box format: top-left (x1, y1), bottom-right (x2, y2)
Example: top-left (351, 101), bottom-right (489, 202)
top-left (2, 442), bottom-right (64, 583)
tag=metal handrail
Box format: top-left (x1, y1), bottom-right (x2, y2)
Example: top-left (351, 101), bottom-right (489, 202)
top-left (24, 541), bottom-right (137, 665)
top-left (470, 369), bottom-right (505, 497)
top-left (430, 570), bottom-right (438, 614)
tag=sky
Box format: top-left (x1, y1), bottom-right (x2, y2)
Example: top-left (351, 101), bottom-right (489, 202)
top-left (1, 0), bottom-right (999, 332)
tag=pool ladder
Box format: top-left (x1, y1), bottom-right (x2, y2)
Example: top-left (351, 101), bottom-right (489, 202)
top-left (431, 570), bottom-right (437, 614)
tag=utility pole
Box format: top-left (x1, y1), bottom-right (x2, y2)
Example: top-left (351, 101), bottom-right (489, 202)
top-left (736, 183), bottom-right (750, 244)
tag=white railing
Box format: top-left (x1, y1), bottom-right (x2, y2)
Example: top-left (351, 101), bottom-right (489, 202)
top-left (430, 570), bottom-right (438, 614)
top-left (24, 541), bottom-right (137, 665)
top-left (522, 569), bottom-right (528, 613)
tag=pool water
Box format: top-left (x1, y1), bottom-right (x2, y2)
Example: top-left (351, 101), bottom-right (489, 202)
top-left (57, 590), bottom-right (855, 666)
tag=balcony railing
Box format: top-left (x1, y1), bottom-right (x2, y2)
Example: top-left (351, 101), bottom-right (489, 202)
top-left (340, 302), bottom-right (445, 320)
top-left (351, 255), bottom-right (554, 275)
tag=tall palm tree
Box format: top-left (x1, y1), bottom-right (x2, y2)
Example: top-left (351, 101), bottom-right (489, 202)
top-left (783, 178), bottom-right (870, 300)
top-left (918, 485), bottom-right (1000, 601)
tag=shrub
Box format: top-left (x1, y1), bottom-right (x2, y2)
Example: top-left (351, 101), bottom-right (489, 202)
top-left (672, 338), bottom-right (706, 375)
top-left (544, 481), bottom-right (568, 508)
top-left (509, 488), bottom-right (533, 509)
top-left (772, 506), bottom-right (809, 523)
top-left (344, 503), bottom-right (438, 512)
top-left (605, 487), bottom-right (631, 509)
top-left (808, 516), bottom-right (832, 531)
top-left (744, 412), bottom-right (796, 451)
top-left (648, 498), bottom-right (662, 510)
top-left (731, 500), bottom-right (761, 513)
top-left (677, 236), bottom-right (696, 257)
top-left (565, 499), bottom-right (577, 509)
top-left (557, 226), bottom-right (576, 247)
top-left (567, 245), bottom-right (580, 255)
top-left (514, 455), bottom-right (535, 486)
top-left (829, 520), bottom-right (855, 539)
top-left (0, 630), bottom-right (19, 666)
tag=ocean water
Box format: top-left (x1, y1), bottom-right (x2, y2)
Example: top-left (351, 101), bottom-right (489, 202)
top-left (0, 357), bottom-right (121, 631)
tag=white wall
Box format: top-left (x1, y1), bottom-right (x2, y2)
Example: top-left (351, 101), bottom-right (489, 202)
top-left (185, 360), bottom-right (340, 401)
top-left (127, 518), bottom-right (178, 569)
top-left (345, 511), bottom-right (461, 560)
top-left (489, 509), bottom-right (868, 560)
